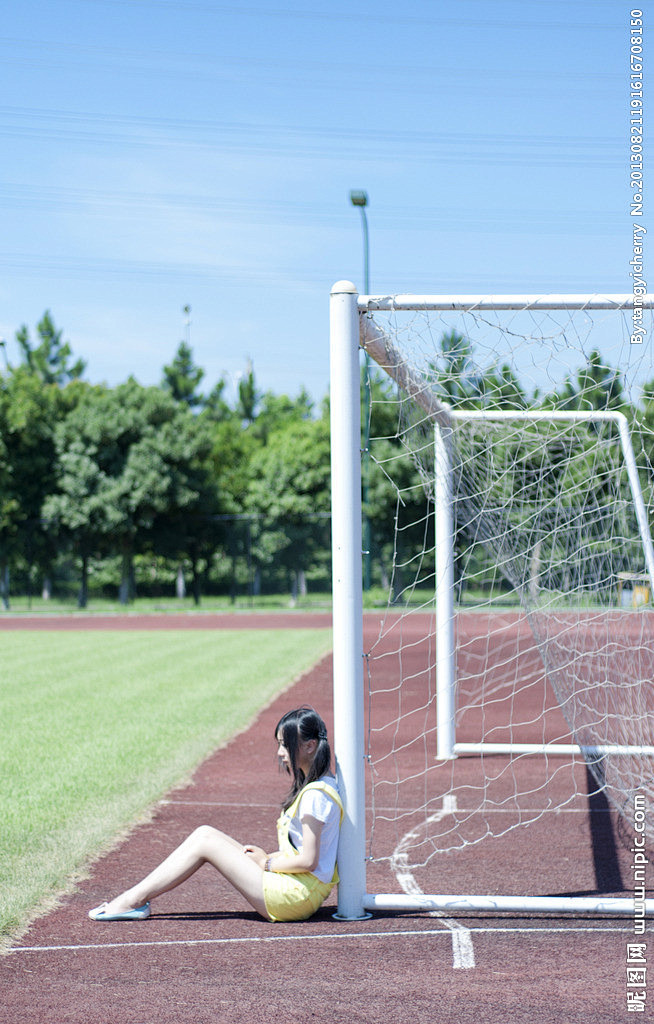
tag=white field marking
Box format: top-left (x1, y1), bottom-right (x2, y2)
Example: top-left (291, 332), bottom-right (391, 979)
top-left (8, 924), bottom-right (628, 956)
top-left (163, 800), bottom-right (608, 814)
top-left (374, 805), bottom-right (608, 815)
top-left (160, 800), bottom-right (273, 807)
top-left (163, 799), bottom-right (603, 815)
top-left (391, 794), bottom-right (476, 970)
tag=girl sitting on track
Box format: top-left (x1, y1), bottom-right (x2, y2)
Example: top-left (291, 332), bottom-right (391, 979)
top-left (89, 706), bottom-right (343, 924)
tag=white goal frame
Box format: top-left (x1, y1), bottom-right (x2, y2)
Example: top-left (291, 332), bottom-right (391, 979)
top-left (436, 407), bottom-right (654, 762)
top-left (329, 280), bottom-right (654, 921)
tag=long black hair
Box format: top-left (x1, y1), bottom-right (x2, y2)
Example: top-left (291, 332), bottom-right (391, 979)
top-left (275, 706), bottom-right (332, 811)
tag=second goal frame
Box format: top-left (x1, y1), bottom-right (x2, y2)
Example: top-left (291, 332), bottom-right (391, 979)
top-left (436, 406), bottom-right (654, 761)
top-left (329, 280), bottom-right (654, 922)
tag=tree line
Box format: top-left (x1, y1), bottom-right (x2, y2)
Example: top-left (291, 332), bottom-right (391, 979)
top-left (430, 331), bottom-right (654, 600)
top-left (0, 313), bottom-right (335, 608)
top-left (1, 313), bottom-right (653, 609)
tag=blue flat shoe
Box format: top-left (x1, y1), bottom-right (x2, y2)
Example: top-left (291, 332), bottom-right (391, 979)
top-left (89, 901), bottom-right (151, 921)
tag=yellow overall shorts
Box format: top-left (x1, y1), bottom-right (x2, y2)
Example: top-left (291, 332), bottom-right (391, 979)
top-left (262, 780), bottom-right (343, 923)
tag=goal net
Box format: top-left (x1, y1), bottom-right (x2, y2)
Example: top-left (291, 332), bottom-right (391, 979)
top-left (329, 283), bottom-right (654, 919)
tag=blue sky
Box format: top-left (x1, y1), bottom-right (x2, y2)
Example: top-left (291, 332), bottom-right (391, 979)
top-left (0, 0), bottom-right (644, 404)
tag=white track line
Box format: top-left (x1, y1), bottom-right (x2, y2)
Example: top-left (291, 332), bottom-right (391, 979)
top-left (391, 795), bottom-right (476, 970)
top-left (164, 800), bottom-right (603, 814)
top-left (8, 924), bottom-right (627, 955)
top-left (160, 800), bottom-right (273, 807)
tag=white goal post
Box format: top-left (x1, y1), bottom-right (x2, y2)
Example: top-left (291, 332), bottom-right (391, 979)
top-left (330, 280), bottom-right (654, 921)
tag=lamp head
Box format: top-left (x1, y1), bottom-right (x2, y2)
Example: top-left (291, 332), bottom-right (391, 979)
top-left (349, 190), bottom-right (368, 207)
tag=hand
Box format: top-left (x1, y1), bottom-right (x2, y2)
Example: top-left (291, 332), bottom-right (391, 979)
top-left (243, 845), bottom-right (267, 870)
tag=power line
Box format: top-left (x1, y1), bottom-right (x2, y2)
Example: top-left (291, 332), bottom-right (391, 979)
top-left (0, 35), bottom-right (620, 88)
top-left (0, 105), bottom-right (623, 166)
top-left (74, 0), bottom-right (621, 33)
top-left (0, 250), bottom-right (626, 293)
top-left (0, 181), bottom-right (625, 234)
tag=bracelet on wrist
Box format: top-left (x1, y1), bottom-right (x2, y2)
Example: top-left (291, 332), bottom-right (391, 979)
top-left (265, 856), bottom-right (274, 872)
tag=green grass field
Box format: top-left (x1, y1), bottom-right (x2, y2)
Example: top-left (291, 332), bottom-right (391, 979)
top-left (0, 627), bottom-right (331, 941)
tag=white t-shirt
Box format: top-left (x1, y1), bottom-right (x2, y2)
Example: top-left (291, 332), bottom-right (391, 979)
top-left (287, 775), bottom-right (341, 883)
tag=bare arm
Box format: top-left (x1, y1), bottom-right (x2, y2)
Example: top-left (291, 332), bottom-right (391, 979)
top-left (244, 815), bottom-right (324, 874)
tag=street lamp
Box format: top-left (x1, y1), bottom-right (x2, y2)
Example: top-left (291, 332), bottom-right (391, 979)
top-left (349, 190), bottom-right (372, 591)
top-left (349, 191), bottom-right (369, 294)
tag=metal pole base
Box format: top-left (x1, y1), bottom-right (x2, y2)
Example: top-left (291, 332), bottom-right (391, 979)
top-left (332, 911), bottom-right (374, 921)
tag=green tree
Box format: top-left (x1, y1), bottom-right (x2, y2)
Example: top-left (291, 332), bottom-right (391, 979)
top-left (0, 312), bottom-right (85, 605)
top-left (433, 330), bottom-right (526, 410)
top-left (437, 330), bottom-right (477, 406)
top-left (246, 415), bottom-right (331, 599)
top-left (44, 379), bottom-right (217, 606)
top-left (546, 349), bottom-right (624, 412)
top-left (236, 361), bottom-right (260, 425)
top-left (363, 372), bottom-right (431, 594)
top-left (250, 388), bottom-right (314, 443)
top-left (15, 311), bottom-right (86, 385)
top-left (0, 382), bottom-right (16, 607)
top-left (0, 366), bottom-right (78, 606)
top-left (203, 378), bottom-right (232, 422)
top-left (162, 342), bottom-right (205, 408)
top-left (634, 380), bottom-right (654, 522)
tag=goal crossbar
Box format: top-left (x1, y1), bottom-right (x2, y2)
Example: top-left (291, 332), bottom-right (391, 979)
top-left (359, 293), bottom-right (647, 311)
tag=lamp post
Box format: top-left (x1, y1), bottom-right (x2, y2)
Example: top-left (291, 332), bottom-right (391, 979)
top-left (349, 191), bottom-right (369, 294)
top-left (349, 190), bottom-right (372, 592)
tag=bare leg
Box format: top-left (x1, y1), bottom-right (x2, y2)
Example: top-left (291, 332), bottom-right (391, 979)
top-left (98, 826), bottom-right (269, 920)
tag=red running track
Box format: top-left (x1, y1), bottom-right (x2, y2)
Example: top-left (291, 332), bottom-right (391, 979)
top-left (0, 613), bottom-right (644, 1024)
